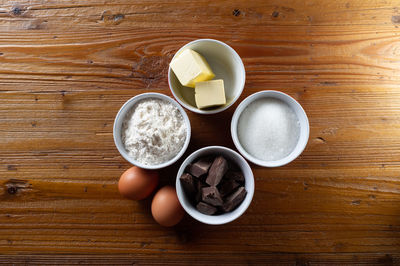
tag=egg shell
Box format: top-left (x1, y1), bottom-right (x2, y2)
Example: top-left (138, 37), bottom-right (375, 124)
top-left (118, 166), bottom-right (159, 200)
top-left (151, 186), bottom-right (184, 227)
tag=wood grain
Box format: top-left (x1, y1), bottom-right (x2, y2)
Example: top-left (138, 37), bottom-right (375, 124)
top-left (1, 0), bottom-right (400, 264)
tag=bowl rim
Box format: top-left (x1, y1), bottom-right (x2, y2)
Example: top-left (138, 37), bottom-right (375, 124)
top-left (175, 145), bottom-right (255, 225)
top-left (113, 92), bottom-right (191, 170)
top-left (231, 90), bottom-right (310, 167)
top-left (168, 38), bottom-right (246, 115)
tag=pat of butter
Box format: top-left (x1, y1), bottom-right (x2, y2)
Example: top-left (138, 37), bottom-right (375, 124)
top-left (195, 79), bottom-right (226, 109)
top-left (170, 49), bottom-right (215, 88)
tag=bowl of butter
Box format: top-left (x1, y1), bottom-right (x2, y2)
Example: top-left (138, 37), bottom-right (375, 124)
top-left (168, 39), bottom-right (246, 114)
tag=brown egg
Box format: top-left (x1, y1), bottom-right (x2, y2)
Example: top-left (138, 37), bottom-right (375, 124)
top-left (151, 186), bottom-right (185, 227)
top-left (118, 166), bottom-right (159, 200)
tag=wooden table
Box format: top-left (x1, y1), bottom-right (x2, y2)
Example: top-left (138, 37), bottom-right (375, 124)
top-left (1, 0), bottom-right (400, 264)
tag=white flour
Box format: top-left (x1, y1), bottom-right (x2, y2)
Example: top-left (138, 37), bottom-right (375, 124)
top-left (237, 97), bottom-right (300, 161)
top-left (122, 98), bottom-right (187, 165)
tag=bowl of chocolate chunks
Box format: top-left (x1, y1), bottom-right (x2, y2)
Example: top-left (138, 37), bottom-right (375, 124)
top-left (176, 146), bottom-right (254, 225)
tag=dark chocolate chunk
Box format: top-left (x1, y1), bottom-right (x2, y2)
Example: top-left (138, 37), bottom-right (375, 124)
top-left (188, 158), bottom-right (212, 177)
top-left (206, 156), bottom-right (228, 186)
top-left (218, 179), bottom-right (240, 197)
top-left (180, 154), bottom-right (247, 216)
top-left (202, 186), bottom-right (223, 207)
top-left (185, 163), bottom-right (193, 173)
top-left (180, 173), bottom-right (197, 199)
top-left (225, 170), bottom-right (245, 184)
top-left (196, 202), bottom-right (217, 215)
top-left (195, 180), bottom-right (207, 203)
top-left (222, 186), bottom-right (247, 212)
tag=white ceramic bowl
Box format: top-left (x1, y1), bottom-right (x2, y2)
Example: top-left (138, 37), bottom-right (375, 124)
top-left (113, 92), bottom-right (191, 170)
top-left (168, 39), bottom-right (246, 114)
top-left (231, 90), bottom-right (309, 167)
top-left (176, 146), bottom-right (254, 225)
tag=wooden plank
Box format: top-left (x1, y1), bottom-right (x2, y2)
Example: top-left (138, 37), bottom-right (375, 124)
top-left (0, 253), bottom-right (399, 265)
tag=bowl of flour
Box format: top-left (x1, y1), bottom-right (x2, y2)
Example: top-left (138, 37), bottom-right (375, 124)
top-left (231, 90), bottom-right (309, 167)
top-left (113, 93), bottom-right (191, 169)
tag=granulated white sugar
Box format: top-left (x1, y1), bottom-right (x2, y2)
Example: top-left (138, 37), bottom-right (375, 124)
top-left (237, 97), bottom-right (300, 161)
top-left (122, 98), bottom-right (187, 166)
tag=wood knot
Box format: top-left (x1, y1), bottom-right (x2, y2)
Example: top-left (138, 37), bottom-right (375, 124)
top-left (232, 9), bottom-right (241, 16)
top-left (351, 199), bottom-right (361, 205)
top-left (13, 7), bottom-right (22, 15)
top-left (4, 179), bottom-right (32, 197)
top-left (100, 11), bottom-right (125, 25)
top-left (272, 11), bottom-right (279, 18)
top-left (314, 137), bottom-right (326, 144)
top-left (7, 187), bottom-right (17, 194)
top-left (10, 5), bottom-right (26, 17)
top-left (392, 15), bottom-right (400, 24)
top-left (131, 55), bottom-right (170, 85)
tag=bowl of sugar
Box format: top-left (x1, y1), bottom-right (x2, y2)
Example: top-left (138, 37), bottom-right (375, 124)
top-left (231, 90), bottom-right (309, 167)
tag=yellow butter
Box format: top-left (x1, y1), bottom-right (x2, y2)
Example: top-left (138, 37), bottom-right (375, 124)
top-left (195, 79), bottom-right (226, 109)
top-left (170, 49), bottom-right (215, 88)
